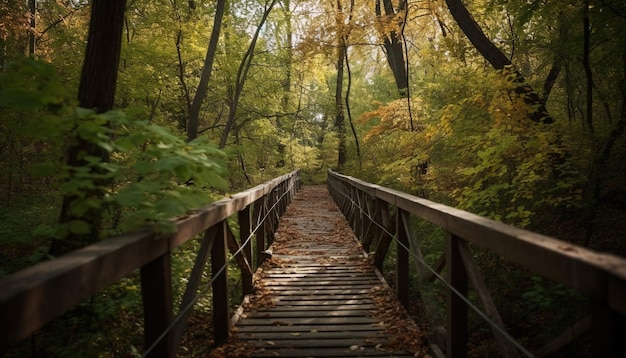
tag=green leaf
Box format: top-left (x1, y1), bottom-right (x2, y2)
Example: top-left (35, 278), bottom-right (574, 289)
top-left (0, 89), bottom-right (45, 110)
top-left (97, 141), bottom-right (115, 153)
top-left (70, 197), bottom-right (102, 216)
top-left (75, 107), bottom-right (96, 119)
top-left (154, 200), bottom-right (186, 216)
top-left (155, 157), bottom-right (184, 173)
top-left (68, 220), bottom-right (91, 234)
top-left (115, 186), bottom-right (146, 207)
top-left (133, 161), bottom-right (153, 175)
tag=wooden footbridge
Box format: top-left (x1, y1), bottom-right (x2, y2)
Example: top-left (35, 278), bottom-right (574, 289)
top-left (1, 170), bottom-right (626, 357)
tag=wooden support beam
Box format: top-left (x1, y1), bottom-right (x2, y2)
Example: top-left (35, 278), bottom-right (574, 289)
top-left (457, 240), bottom-right (518, 358)
top-left (591, 303), bottom-right (626, 357)
top-left (396, 208), bottom-right (410, 307)
top-left (535, 316), bottom-right (591, 357)
top-left (373, 206), bottom-right (396, 272)
top-left (447, 233), bottom-right (468, 358)
top-left (141, 253), bottom-right (174, 358)
top-left (426, 253), bottom-right (446, 282)
top-left (172, 226), bottom-right (217, 349)
top-left (225, 222), bottom-right (253, 294)
top-left (238, 206), bottom-right (253, 293)
top-left (253, 197), bottom-right (266, 267)
top-left (212, 220), bottom-right (230, 345)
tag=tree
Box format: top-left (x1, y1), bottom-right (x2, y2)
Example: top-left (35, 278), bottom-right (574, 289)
top-left (374, 0), bottom-right (408, 97)
top-left (186, 0), bottom-right (227, 142)
top-left (219, 0), bottom-right (278, 149)
top-left (445, 0), bottom-right (553, 124)
top-left (50, 0), bottom-right (127, 256)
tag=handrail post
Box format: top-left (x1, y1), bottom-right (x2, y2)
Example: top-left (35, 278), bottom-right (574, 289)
top-left (141, 252), bottom-right (174, 358)
top-left (396, 208), bottom-right (410, 307)
top-left (212, 220), bottom-right (230, 345)
top-left (447, 232), bottom-right (468, 358)
top-left (239, 206), bottom-right (253, 294)
top-left (592, 303), bottom-right (626, 357)
top-left (254, 196), bottom-right (267, 266)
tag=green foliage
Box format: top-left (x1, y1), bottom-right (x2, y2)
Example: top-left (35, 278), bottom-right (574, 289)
top-left (0, 58), bottom-right (228, 240)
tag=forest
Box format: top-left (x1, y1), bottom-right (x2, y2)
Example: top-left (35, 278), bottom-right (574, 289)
top-left (1, 0), bottom-right (625, 356)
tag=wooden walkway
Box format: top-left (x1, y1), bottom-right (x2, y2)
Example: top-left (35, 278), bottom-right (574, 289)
top-left (221, 186), bottom-right (425, 357)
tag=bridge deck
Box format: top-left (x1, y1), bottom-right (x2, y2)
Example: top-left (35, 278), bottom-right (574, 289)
top-left (216, 186), bottom-right (426, 357)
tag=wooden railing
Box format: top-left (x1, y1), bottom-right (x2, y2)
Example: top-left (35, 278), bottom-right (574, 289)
top-left (327, 170), bottom-right (626, 358)
top-left (0, 170), bottom-right (301, 357)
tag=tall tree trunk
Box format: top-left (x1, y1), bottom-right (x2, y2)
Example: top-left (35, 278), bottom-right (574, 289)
top-left (50, 0), bottom-right (127, 257)
top-left (187, 0), bottom-right (227, 142)
top-left (175, 29), bottom-right (192, 130)
top-left (28, 0), bottom-right (35, 57)
top-left (280, 0), bottom-right (292, 114)
top-left (335, 0), bottom-right (347, 170)
top-left (375, 0), bottom-right (408, 97)
top-left (344, 24), bottom-right (360, 164)
top-left (542, 18), bottom-right (567, 103)
top-left (219, 0), bottom-right (277, 148)
top-left (445, 0), bottom-right (554, 124)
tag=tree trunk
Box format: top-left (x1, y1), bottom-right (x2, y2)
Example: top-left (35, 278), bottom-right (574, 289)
top-left (335, 0), bottom-right (347, 169)
top-left (187, 0), bottom-right (227, 142)
top-left (280, 0), bottom-right (292, 114)
top-left (219, 0), bottom-right (277, 149)
top-left (445, 0), bottom-right (554, 124)
top-left (50, 0), bottom-right (127, 257)
top-left (344, 32), bottom-right (360, 164)
top-left (28, 0), bottom-right (35, 57)
top-left (375, 0), bottom-right (408, 97)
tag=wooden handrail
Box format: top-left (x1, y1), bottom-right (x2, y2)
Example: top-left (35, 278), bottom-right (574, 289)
top-left (0, 170), bottom-right (301, 355)
top-left (327, 169), bottom-right (626, 357)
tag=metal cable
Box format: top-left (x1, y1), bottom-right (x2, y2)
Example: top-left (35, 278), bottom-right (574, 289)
top-left (142, 178), bottom-right (298, 357)
top-left (327, 178), bottom-right (534, 358)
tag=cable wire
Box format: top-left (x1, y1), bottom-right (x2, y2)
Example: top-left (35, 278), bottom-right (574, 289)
top-left (142, 178), bottom-right (298, 357)
top-left (327, 178), bottom-right (534, 358)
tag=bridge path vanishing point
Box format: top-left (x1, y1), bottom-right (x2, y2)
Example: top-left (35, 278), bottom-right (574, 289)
top-left (213, 185), bottom-right (428, 357)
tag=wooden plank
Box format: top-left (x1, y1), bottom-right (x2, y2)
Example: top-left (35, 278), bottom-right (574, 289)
top-left (245, 337), bottom-right (386, 348)
top-left (264, 275), bottom-right (376, 280)
top-left (263, 278), bottom-right (378, 285)
top-left (262, 304), bottom-right (377, 311)
top-left (273, 294), bottom-right (369, 301)
top-left (263, 288), bottom-right (374, 295)
top-left (272, 299), bottom-right (375, 306)
top-left (237, 331), bottom-right (389, 340)
top-left (244, 310), bottom-right (375, 318)
top-left (250, 347), bottom-right (414, 357)
top-left (236, 316), bottom-right (380, 326)
top-left (235, 324), bottom-right (384, 333)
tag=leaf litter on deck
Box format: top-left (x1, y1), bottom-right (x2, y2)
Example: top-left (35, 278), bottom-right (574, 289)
top-left (209, 186), bottom-right (429, 357)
